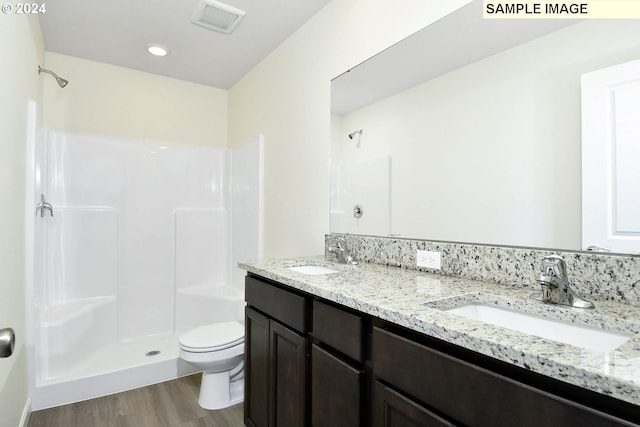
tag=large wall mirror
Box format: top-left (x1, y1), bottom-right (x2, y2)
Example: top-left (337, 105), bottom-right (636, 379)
top-left (330, 0), bottom-right (640, 255)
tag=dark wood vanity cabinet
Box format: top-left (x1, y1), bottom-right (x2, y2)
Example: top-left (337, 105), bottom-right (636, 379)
top-left (245, 273), bottom-right (640, 427)
top-left (244, 275), bottom-right (365, 427)
top-left (245, 276), bottom-right (307, 427)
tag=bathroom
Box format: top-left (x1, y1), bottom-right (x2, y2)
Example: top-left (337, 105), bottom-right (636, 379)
top-left (3, 0), bottom-right (640, 426)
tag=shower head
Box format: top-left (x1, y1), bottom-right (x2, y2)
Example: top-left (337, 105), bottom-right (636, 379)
top-left (38, 65), bottom-right (69, 88)
top-left (348, 130), bottom-right (363, 140)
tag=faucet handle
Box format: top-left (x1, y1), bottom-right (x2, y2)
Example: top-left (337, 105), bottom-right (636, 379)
top-left (329, 235), bottom-right (347, 247)
top-left (540, 255), bottom-right (567, 279)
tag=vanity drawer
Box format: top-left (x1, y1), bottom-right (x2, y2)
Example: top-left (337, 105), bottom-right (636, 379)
top-left (245, 276), bottom-right (307, 334)
top-left (372, 326), bottom-right (636, 427)
top-left (312, 299), bottom-right (363, 362)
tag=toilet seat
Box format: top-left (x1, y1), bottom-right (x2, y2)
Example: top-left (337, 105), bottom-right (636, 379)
top-left (180, 321), bottom-right (244, 353)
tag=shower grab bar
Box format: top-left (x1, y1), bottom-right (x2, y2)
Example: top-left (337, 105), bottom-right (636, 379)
top-left (35, 194), bottom-right (53, 217)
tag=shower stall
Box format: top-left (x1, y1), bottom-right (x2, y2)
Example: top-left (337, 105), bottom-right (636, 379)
top-left (28, 130), bottom-right (263, 409)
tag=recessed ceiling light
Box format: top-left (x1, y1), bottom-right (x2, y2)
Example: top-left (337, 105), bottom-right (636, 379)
top-left (147, 44), bottom-right (168, 57)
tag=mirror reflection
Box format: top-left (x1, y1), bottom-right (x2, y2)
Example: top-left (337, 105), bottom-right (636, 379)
top-left (330, 1), bottom-right (640, 254)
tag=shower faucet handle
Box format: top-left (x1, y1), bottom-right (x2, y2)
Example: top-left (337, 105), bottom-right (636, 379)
top-left (35, 194), bottom-right (54, 218)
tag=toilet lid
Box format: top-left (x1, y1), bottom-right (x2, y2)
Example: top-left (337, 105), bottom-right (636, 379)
top-left (179, 321), bottom-right (244, 352)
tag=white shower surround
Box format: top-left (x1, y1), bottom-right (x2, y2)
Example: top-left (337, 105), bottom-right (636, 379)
top-left (30, 131), bottom-right (262, 409)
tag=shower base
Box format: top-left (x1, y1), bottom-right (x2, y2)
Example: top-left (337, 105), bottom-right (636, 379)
top-left (31, 334), bottom-right (198, 410)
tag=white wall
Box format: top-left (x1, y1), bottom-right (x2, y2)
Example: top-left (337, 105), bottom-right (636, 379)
top-left (333, 20), bottom-right (640, 250)
top-left (0, 13), bottom-right (43, 427)
top-left (43, 52), bottom-right (228, 148)
top-left (228, 0), bottom-right (472, 258)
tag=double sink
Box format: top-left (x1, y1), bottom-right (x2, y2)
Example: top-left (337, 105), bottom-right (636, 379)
top-left (286, 261), bottom-right (637, 354)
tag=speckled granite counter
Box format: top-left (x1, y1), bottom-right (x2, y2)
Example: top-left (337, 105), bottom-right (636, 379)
top-left (239, 256), bottom-right (640, 407)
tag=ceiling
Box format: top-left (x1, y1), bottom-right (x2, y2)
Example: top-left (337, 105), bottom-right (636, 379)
top-left (39, 0), bottom-right (331, 89)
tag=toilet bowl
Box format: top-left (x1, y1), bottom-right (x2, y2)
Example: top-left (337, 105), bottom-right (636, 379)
top-left (179, 321), bottom-right (245, 410)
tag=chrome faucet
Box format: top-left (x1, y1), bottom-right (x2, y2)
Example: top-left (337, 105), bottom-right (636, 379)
top-left (35, 194), bottom-right (54, 218)
top-left (327, 235), bottom-right (357, 265)
top-left (533, 255), bottom-right (594, 309)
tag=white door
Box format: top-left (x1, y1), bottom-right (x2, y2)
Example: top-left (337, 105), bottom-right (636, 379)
top-left (582, 59), bottom-right (640, 254)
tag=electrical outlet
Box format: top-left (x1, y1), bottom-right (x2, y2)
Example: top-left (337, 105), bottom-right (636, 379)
top-left (416, 249), bottom-right (441, 270)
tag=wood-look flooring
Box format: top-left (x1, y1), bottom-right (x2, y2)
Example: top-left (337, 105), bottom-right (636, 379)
top-left (28, 374), bottom-right (245, 427)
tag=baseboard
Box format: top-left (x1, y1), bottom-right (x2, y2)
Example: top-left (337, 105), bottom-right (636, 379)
top-left (20, 397), bottom-right (31, 427)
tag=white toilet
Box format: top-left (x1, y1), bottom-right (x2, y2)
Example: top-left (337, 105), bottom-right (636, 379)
top-left (179, 321), bottom-right (245, 410)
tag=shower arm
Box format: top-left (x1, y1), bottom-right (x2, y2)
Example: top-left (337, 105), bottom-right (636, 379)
top-left (38, 65), bottom-right (69, 88)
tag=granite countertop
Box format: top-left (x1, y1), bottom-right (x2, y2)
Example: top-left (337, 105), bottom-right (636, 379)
top-left (239, 256), bottom-right (640, 407)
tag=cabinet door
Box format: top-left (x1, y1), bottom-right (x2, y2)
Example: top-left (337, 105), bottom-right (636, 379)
top-left (373, 381), bottom-right (456, 427)
top-left (311, 344), bottom-right (362, 427)
top-left (245, 307), bottom-right (270, 427)
top-left (270, 320), bottom-right (307, 427)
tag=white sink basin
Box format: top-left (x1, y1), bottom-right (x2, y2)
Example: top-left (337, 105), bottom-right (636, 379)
top-left (446, 303), bottom-right (633, 353)
top-left (287, 265), bottom-right (339, 275)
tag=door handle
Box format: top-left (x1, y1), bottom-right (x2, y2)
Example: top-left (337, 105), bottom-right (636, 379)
top-left (0, 328), bottom-right (15, 358)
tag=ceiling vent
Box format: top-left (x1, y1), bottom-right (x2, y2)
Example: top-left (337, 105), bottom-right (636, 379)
top-left (191, 0), bottom-right (246, 34)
